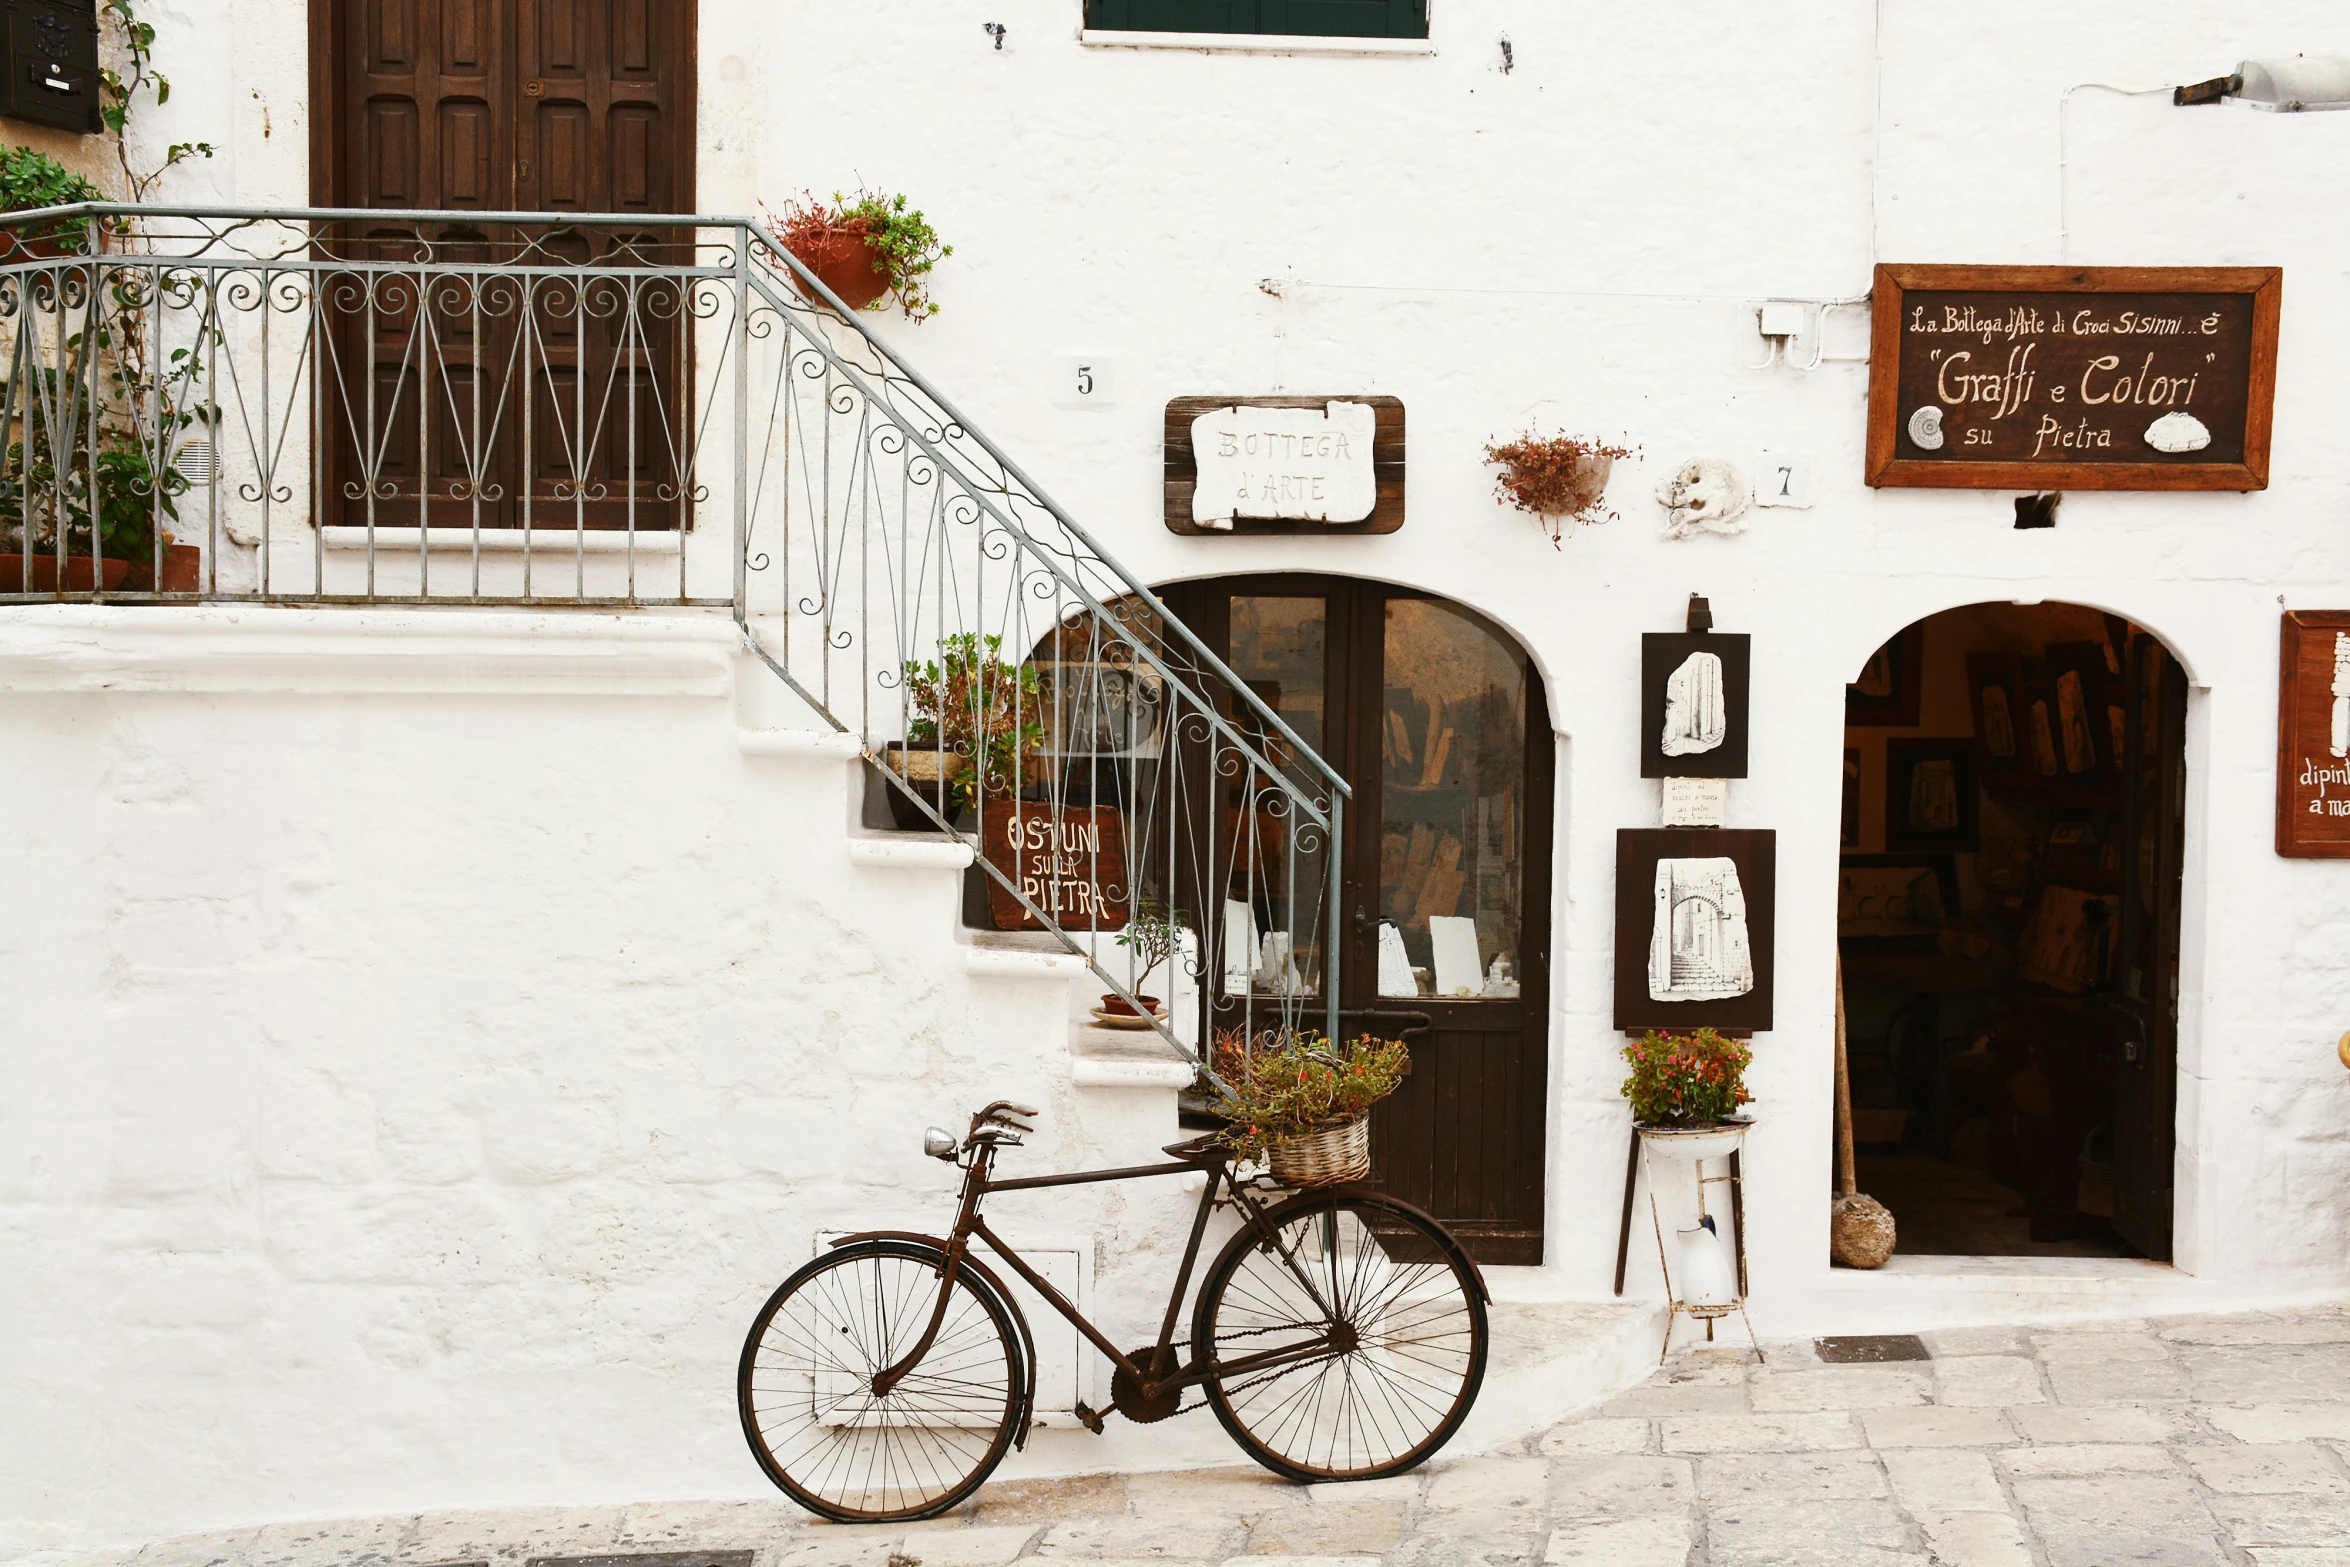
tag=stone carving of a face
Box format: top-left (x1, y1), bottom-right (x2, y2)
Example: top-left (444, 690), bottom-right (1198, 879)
top-left (1655, 459), bottom-right (1751, 540)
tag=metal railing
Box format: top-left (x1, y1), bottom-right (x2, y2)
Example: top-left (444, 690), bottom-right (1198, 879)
top-left (0, 203), bottom-right (1347, 1068)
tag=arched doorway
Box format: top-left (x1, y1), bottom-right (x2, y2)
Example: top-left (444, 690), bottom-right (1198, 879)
top-left (1839, 604), bottom-right (2187, 1259)
top-left (1159, 576), bottom-right (1555, 1265)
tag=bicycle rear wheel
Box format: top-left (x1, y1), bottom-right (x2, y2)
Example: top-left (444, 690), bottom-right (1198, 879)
top-left (1194, 1191), bottom-right (1487, 1482)
top-left (738, 1239), bottom-right (1022, 1522)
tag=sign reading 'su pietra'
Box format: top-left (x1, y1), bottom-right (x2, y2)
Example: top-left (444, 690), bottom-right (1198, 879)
top-left (1866, 264), bottom-right (2281, 491)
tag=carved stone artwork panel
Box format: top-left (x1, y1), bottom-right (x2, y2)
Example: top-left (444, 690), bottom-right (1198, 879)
top-left (1648, 856), bottom-right (1755, 1004)
top-left (2274, 613), bottom-right (2350, 856)
top-left (1660, 651), bottom-right (1727, 757)
top-left (1188, 401), bottom-right (1379, 528)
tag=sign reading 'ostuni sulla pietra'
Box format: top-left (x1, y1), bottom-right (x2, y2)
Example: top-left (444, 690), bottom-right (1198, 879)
top-left (1188, 401), bottom-right (1379, 528)
top-left (1866, 264), bottom-right (2281, 491)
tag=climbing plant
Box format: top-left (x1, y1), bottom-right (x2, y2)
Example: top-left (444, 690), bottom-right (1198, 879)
top-left (98, 0), bottom-right (214, 203)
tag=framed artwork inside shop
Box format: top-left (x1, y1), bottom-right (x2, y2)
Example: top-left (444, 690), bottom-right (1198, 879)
top-left (1847, 625), bottom-right (1924, 726)
top-left (1640, 632), bottom-right (1751, 778)
top-left (2276, 611), bottom-right (2350, 857)
top-left (1614, 828), bottom-right (1775, 1033)
top-left (1883, 738), bottom-right (1980, 852)
top-left (1836, 853), bottom-right (1958, 953)
top-left (1865, 263), bottom-right (2282, 492)
top-left (1966, 651), bottom-right (2026, 780)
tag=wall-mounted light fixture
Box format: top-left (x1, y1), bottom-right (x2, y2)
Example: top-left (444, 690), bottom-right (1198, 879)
top-left (2175, 56), bottom-right (2350, 110)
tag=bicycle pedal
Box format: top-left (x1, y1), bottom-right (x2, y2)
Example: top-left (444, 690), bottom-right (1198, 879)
top-left (1071, 1400), bottom-right (1107, 1435)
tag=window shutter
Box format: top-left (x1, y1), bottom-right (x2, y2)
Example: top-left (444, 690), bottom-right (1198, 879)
top-left (1086, 0), bottom-right (1424, 36)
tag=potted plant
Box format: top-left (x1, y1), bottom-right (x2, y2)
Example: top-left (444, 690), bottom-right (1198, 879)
top-left (899, 633), bottom-right (1044, 813)
top-left (1484, 430), bottom-right (1637, 547)
top-left (879, 720), bottom-right (972, 831)
top-left (1211, 1028), bottom-right (1410, 1188)
top-left (771, 189), bottom-right (951, 318)
top-left (0, 145), bottom-right (107, 261)
top-left (1105, 901), bottom-right (1188, 1016)
top-left (1621, 1027), bottom-right (1755, 1158)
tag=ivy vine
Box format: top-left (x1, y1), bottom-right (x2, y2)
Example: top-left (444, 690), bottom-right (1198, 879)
top-left (98, 0), bottom-right (214, 202)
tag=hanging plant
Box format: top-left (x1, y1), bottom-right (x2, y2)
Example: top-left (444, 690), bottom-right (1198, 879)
top-left (771, 189), bottom-right (952, 319)
top-left (1484, 431), bottom-right (1637, 547)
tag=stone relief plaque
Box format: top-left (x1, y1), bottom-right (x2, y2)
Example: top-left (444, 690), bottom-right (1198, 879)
top-left (1866, 264), bottom-right (2281, 491)
top-left (1614, 828), bottom-right (1775, 1031)
top-left (2277, 613), bottom-right (2350, 858)
top-left (1641, 632), bottom-right (1751, 778)
top-left (1163, 395), bottom-right (1405, 536)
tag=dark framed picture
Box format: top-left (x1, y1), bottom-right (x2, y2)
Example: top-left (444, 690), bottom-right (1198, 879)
top-left (1847, 625), bottom-right (1924, 727)
top-left (1841, 748), bottom-right (1862, 847)
top-left (1641, 632), bottom-right (1752, 778)
top-left (2046, 640), bottom-right (2124, 779)
top-left (1614, 828), bottom-right (1775, 1033)
top-left (1837, 853), bottom-right (1960, 951)
top-left (1965, 651), bottom-right (2026, 778)
top-left (2277, 611), bottom-right (2350, 857)
top-left (1884, 738), bottom-right (1980, 851)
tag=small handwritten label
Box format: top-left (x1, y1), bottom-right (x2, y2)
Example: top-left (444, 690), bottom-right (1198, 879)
top-left (1661, 777), bottom-right (1729, 828)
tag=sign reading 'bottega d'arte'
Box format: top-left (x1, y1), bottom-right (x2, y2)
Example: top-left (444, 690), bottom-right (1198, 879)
top-left (1163, 396), bottom-right (1405, 536)
top-left (2277, 613), bottom-right (2350, 858)
top-left (1866, 264), bottom-right (2281, 491)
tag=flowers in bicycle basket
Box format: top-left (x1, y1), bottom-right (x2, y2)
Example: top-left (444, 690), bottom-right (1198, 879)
top-left (1207, 1027), bottom-right (1409, 1165)
top-left (1619, 1027), bottom-right (1753, 1128)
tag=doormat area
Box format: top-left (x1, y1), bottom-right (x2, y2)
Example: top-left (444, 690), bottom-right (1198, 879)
top-left (1814, 1333), bottom-right (1932, 1363)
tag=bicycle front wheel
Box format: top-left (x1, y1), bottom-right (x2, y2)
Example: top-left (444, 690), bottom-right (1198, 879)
top-left (738, 1240), bottom-right (1022, 1522)
top-left (1194, 1191), bottom-right (1487, 1482)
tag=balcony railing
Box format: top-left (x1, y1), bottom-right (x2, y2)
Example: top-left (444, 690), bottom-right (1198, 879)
top-left (0, 203), bottom-right (1347, 1069)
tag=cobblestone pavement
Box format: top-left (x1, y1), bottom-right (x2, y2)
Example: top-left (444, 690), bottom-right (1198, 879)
top-left (21, 1306), bottom-right (2350, 1567)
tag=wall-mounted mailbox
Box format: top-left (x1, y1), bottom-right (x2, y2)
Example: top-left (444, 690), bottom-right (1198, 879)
top-left (0, 0), bottom-right (103, 136)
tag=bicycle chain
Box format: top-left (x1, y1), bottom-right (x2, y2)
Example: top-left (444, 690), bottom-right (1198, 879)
top-left (1180, 1320), bottom-right (1347, 1415)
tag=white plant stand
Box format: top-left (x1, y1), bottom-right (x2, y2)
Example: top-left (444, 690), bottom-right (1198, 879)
top-left (1638, 1120), bottom-right (1763, 1365)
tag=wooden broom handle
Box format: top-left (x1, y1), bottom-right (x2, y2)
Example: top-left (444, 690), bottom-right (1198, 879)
top-left (1834, 952), bottom-right (1857, 1200)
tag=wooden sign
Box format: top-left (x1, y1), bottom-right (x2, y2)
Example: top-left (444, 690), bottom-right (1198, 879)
top-left (981, 805), bottom-right (1133, 930)
top-left (2277, 613), bottom-right (2350, 857)
top-left (1866, 264), bottom-right (2281, 491)
top-left (1165, 395), bottom-right (1404, 536)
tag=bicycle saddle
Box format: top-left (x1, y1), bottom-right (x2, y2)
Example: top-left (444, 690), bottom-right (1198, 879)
top-left (1161, 1133), bottom-right (1225, 1165)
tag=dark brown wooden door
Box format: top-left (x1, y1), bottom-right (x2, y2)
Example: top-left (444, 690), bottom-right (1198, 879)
top-left (1166, 577), bottom-right (1554, 1265)
top-left (316, 0), bottom-right (696, 529)
top-left (2111, 637), bottom-right (2187, 1258)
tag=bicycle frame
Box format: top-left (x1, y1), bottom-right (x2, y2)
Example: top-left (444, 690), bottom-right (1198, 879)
top-left (860, 1140), bottom-right (1346, 1410)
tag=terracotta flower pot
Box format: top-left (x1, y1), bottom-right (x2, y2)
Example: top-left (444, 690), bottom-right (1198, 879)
top-left (120, 543), bottom-right (203, 594)
top-left (0, 553), bottom-right (131, 592)
top-left (785, 224), bottom-right (892, 312)
top-left (1098, 993), bottom-right (1162, 1016)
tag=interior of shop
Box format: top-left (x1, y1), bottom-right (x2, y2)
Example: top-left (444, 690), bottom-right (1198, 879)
top-left (1838, 603), bottom-right (2186, 1260)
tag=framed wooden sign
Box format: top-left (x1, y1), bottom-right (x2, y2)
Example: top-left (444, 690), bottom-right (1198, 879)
top-left (981, 805), bottom-right (1133, 929)
top-left (1614, 828), bottom-right (1775, 1033)
top-left (1164, 395), bottom-right (1404, 536)
top-left (2277, 613), bottom-right (2350, 857)
top-left (1866, 264), bottom-right (2281, 491)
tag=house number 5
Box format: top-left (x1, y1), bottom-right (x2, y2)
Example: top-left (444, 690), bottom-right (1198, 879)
top-left (1052, 354), bottom-right (1117, 410)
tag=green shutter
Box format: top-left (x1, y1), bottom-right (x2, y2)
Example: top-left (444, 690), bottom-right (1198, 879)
top-left (1086, 0), bottom-right (1424, 37)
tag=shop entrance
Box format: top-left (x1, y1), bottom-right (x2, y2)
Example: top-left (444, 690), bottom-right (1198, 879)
top-left (1838, 604), bottom-right (2186, 1259)
top-left (1160, 577), bottom-right (1554, 1264)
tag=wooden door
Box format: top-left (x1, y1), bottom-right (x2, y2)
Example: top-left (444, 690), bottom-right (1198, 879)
top-left (314, 0), bottom-right (696, 530)
top-left (2111, 637), bottom-right (2187, 1258)
top-left (1166, 577), bottom-right (1553, 1265)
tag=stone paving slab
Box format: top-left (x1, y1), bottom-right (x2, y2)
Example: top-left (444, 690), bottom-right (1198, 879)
top-left (16, 1306), bottom-right (2350, 1567)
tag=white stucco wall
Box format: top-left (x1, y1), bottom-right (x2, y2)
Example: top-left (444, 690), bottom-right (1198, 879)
top-left (7, 0), bottom-right (2350, 1547)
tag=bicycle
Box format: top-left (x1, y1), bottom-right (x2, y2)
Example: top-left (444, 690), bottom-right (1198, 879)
top-left (737, 1099), bottom-right (1491, 1522)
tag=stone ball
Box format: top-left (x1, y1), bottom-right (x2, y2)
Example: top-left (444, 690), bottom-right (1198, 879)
top-left (1831, 1193), bottom-right (1897, 1269)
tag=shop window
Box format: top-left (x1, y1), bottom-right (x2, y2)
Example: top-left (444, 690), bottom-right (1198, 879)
top-left (1084, 0), bottom-right (1429, 40)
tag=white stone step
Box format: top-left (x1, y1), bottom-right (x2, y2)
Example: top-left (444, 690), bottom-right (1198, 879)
top-left (847, 836), bottom-right (973, 871)
top-left (736, 727), bottom-right (862, 760)
top-left (962, 944), bottom-right (1090, 980)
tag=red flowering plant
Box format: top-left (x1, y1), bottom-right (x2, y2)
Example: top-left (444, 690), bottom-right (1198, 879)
top-left (1483, 431), bottom-right (1638, 547)
top-left (1208, 1027), bottom-right (1409, 1164)
top-left (1620, 1028), bottom-right (1753, 1127)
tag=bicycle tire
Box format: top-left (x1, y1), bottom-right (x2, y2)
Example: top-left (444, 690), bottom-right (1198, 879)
top-left (738, 1239), bottom-right (1023, 1522)
top-left (1193, 1190), bottom-right (1487, 1483)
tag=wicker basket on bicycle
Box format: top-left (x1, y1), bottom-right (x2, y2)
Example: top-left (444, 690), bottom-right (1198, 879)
top-left (1267, 1114), bottom-right (1372, 1187)
top-left (1214, 1028), bottom-right (1404, 1187)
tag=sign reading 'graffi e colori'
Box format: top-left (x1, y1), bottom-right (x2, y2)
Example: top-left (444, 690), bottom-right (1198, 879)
top-left (1866, 264), bottom-right (2281, 491)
